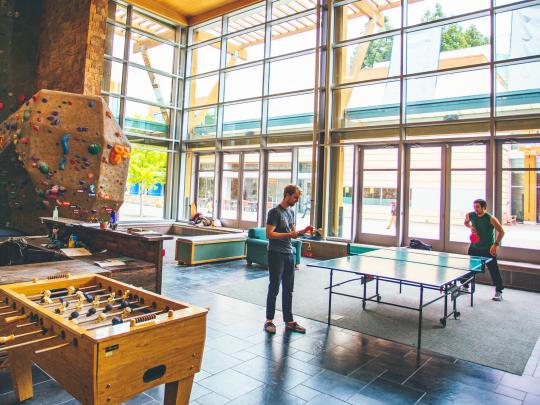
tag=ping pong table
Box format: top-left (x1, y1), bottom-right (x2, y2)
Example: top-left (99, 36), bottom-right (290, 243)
top-left (307, 247), bottom-right (491, 350)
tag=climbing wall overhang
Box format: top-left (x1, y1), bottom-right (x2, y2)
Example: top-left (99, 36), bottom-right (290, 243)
top-left (0, 90), bottom-right (130, 231)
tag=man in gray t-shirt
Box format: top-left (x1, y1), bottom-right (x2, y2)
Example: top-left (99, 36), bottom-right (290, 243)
top-left (264, 185), bottom-right (310, 334)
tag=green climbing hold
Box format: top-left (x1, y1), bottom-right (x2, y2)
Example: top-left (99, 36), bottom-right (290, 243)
top-left (88, 144), bottom-right (101, 155)
top-left (23, 110), bottom-right (31, 121)
top-left (38, 162), bottom-right (49, 174)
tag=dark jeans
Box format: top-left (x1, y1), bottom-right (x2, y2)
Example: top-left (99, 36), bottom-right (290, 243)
top-left (266, 251), bottom-right (295, 323)
top-left (465, 246), bottom-right (504, 292)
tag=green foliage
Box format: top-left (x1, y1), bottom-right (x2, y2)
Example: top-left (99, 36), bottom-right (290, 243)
top-left (421, 3), bottom-right (489, 51)
top-left (127, 148), bottom-right (167, 192)
top-left (421, 3), bottom-right (445, 23)
top-left (354, 3), bottom-right (489, 71)
top-left (362, 16), bottom-right (394, 69)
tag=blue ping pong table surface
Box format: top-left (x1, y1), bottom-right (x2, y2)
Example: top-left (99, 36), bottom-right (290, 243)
top-left (308, 247), bottom-right (490, 288)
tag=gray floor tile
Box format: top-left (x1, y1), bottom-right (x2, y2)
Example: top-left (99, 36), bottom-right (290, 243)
top-left (197, 369), bottom-right (264, 400)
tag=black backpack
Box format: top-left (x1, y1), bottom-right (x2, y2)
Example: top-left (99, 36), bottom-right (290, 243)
top-left (409, 239), bottom-right (432, 251)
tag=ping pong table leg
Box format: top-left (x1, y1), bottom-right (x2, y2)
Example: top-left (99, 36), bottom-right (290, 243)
top-left (417, 285), bottom-right (424, 351)
top-left (441, 284), bottom-right (448, 328)
top-left (362, 275), bottom-right (367, 310)
top-left (470, 273), bottom-right (476, 307)
top-left (328, 269), bottom-right (333, 325)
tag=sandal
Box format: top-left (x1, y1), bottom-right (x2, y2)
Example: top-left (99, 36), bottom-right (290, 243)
top-left (286, 321), bottom-right (306, 333)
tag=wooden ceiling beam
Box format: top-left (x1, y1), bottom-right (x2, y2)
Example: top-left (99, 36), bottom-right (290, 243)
top-left (126, 0), bottom-right (188, 25)
top-left (189, 0), bottom-right (263, 26)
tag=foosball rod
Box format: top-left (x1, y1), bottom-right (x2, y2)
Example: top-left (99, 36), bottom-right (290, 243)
top-left (59, 298), bottom-right (140, 321)
top-left (25, 285), bottom-right (99, 300)
top-left (16, 322), bottom-right (38, 329)
top-left (34, 341), bottom-right (71, 355)
top-left (37, 288), bottom-right (108, 307)
top-left (41, 289), bottom-right (110, 309)
top-left (0, 310), bottom-right (18, 317)
top-left (0, 329), bottom-right (44, 344)
top-left (77, 304), bottom-right (150, 326)
top-left (0, 335), bottom-right (58, 351)
top-left (85, 309), bottom-right (164, 331)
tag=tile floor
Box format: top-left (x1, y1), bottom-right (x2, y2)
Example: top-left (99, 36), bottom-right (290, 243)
top-left (0, 256), bottom-right (539, 405)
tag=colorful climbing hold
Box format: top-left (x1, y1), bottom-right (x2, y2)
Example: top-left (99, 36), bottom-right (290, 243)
top-left (61, 134), bottom-right (70, 154)
top-left (88, 100), bottom-right (94, 108)
top-left (88, 143), bottom-right (101, 155)
top-left (38, 162), bottom-right (49, 174)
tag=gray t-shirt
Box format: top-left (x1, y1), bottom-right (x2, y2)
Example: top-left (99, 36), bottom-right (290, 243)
top-left (266, 205), bottom-right (295, 254)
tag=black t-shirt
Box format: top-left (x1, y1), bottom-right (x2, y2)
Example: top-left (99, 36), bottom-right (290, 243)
top-left (266, 205), bottom-right (295, 254)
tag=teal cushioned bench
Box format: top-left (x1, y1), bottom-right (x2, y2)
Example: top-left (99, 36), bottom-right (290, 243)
top-left (175, 234), bottom-right (247, 265)
top-left (347, 243), bottom-right (380, 256)
top-left (246, 227), bottom-right (302, 268)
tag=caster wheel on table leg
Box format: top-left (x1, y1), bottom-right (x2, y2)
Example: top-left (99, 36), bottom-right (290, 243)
top-left (454, 311), bottom-right (461, 320)
top-left (440, 318), bottom-right (446, 327)
top-left (377, 295), bottom-right (381, 302)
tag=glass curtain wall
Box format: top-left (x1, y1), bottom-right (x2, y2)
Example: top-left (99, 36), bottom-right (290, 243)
top-left (328, 0), bottom-right (540, 259)
top-left (183, 0), bottom-right (318, 226)
top-left (103, 1), bottom-right (184, 220)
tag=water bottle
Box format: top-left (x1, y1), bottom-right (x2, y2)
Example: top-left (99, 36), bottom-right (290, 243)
top-left (52, 206), bottom-right (59, 220)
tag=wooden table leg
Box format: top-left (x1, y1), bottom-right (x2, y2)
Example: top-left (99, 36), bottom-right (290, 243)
top-left (164, 375), bottom-right (195, 405)
top-left (8, 350), bottom-right (34, 401)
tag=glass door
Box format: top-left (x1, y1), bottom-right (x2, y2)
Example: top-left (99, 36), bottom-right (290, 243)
top-left (405, 143), bottom-right (488, 251)
top-left (358, 147), bottom-right (399, 244)
top-left (406, 146), bottom-right (444, 249)
top-left (219, 152), bottom-right (260, 228)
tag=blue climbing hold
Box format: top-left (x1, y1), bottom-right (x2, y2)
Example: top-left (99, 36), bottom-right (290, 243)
top-left (61, 134), bottom-right (70, 154)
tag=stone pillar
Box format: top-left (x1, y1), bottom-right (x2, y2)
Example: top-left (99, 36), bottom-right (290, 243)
top-left (35, 0), bottom-right (107, 96)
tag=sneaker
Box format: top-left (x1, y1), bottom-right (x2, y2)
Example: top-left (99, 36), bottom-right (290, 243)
top-left (264, 321), bottom-right (276, 334)
top-left (286, 321), bottom-right (306, 333)
top-left (492, 292), bottom-right (503, 301)
top-left (457, 285), bottom-right (469, 296)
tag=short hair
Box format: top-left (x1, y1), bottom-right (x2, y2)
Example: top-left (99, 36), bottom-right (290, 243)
top-left (283, 184), bottom-right (302, 197)
top-left (473, 199), bottom-right (487, 208)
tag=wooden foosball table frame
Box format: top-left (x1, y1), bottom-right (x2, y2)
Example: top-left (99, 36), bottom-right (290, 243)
top-left (0, 274), bottom-right (207, 404)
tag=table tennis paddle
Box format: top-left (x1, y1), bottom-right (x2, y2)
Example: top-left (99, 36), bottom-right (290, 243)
top-left (469, 233), bottom-right (480, 244)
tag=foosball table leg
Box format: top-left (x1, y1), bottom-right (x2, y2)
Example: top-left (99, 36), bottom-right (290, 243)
top-left (8, 350), bottom-right (34, 401)
top-left (163, 375), bottom-right (195, 405)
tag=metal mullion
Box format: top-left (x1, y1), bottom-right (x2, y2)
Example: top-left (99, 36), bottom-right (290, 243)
top-left (261, 0), bottom-right (273, 137)
top-left (265, 88), bottom-right (314, 99)
top-left (186, 69), bottom-right (222, 81)
top-left (442, 144), bottom-right (451, 250)
top-left (355, 146), bottom-right (363, 241)
top-left (123, 132), bottom-right (175, 143)
top-left (333, 75), bottom-right (401, 91)
top-left (493, 54), bottom-right (540, 68)
top-left (104, 55), bottom-right (126, 64)
top-left (265, 47), bottom-right (316, 64)
top-left (494, 0), bottom-right (540, 13)
top-left (400, 0), bottom-right (406, 138)
top-left (119, 94), bottom-right (175, 110)
top-left (403, 62), bottom-right (491, 82)
top-left (128, 26), bottom-right (179, 48)
top-left (405, 8), bottom-right (491, 32)
top-left (220, 59), bottom-right (265, 75)
top-left (187, 33), bottom-right (222, 50)
top-left (490, 0), bottom-right (496, 129)
top-left (126, 61), bottom-right (179, 80)
top-left (333, 29), bottom-right (401, 49)
top-left (118, 5), bottom-right (132, 130)
top-left (269, 7), bottom-right (317, 26)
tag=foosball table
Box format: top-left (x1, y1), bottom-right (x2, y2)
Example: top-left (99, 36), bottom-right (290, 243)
top-left (0, 273), bottom-right (208, 404)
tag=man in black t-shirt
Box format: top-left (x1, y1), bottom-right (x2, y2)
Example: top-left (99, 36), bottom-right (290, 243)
top-left (264, 185), bottom-right (310, 334)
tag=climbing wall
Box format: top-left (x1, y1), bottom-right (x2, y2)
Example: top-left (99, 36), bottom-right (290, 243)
top-left (0, 89), bottom-right (130, 233)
